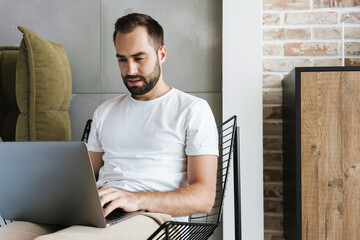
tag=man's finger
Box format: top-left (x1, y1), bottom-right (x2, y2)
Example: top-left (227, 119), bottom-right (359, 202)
top-left (98, 187), bottom-right (120, 198)
top-left (103, 200), bottom-right (122, 217)
top-left (99, 189), bottom-right (120, 207)
top-left (98, 186), bottom-right (115, 195)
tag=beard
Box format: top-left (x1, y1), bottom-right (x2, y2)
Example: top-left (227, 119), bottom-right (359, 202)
top-left (122, 58), bottom-right (161, 96)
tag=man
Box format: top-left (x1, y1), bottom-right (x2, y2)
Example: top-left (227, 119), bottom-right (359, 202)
top-left (0, 13), bottom-right (218, 239)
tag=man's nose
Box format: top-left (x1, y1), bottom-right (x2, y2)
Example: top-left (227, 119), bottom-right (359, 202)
top-left (127, 61), bottom-right (138, 75)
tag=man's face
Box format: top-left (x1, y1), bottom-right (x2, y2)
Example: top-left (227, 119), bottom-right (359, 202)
top-left (114, 27), bottom-right (163, 96)
top-left (122, 56), bottom-right (161, 96)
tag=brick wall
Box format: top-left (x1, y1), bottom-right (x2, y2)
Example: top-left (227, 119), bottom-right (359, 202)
top-left (262, 1), bottom-right (360, 239)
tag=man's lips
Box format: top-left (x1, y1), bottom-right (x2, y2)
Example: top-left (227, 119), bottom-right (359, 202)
top-left (124, 75), bottom-right (145, 86)
top-left (127, 79), bottom-right (142, 85)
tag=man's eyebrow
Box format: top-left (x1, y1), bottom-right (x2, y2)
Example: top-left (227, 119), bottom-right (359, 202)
top-left (132, 52), bottom-right (147, 57)
top-left (116, 54), bottom-right (125, 58)
top-left (116, 52), bottom-right (147, 58)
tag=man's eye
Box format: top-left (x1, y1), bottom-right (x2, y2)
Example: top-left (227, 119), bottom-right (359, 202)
top-left (135, 58), bottom-right (144, 61)
top-left (118, 59), bottom-right (127, 63)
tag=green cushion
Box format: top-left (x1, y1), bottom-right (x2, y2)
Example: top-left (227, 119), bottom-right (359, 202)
top-left (0, 47), bottom-right (20, 141)
top-left (16, 26), bottom-right (72, 141)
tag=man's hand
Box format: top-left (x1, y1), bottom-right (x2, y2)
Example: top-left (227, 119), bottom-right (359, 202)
top-left (98, 187), bottom-right (139, 217)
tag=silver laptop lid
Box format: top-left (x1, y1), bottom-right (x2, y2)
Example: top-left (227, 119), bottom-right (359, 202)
top-left (0, 141), bottom-right (106, 227)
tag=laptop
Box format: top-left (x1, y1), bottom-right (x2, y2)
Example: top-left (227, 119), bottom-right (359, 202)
top-left (0, 141), bottom-right (144, 228)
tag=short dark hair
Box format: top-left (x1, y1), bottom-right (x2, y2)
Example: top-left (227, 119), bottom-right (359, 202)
top-left (113, 13), bottom-right (164, 51)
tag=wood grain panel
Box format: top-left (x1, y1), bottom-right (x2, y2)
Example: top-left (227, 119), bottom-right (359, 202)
top-left (301, 71), bottom-right (360, 240)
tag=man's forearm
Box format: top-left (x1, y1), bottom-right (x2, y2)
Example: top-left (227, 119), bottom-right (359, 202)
top-left (136, 182), bottom-right (215, 217)
top-left (135, 155), bottom-right (218, 217)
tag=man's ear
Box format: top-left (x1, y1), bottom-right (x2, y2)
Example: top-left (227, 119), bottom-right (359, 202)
top-left (158, 46), bottom-right (167, 64)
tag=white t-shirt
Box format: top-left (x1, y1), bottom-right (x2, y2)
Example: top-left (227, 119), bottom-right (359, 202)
top-left (87, 88), bottom-right (218, 220)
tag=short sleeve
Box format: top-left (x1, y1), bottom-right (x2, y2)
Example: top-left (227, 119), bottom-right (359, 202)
top-left (185, 100), bottom-right (219, 156)
top-left (87, 108), bottom-right (104, 152)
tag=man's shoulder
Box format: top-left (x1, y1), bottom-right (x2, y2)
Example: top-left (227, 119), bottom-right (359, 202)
top-left (95, 94), bottom-right (129, 113)
top-left (171, 88), bottom-right (205, 105)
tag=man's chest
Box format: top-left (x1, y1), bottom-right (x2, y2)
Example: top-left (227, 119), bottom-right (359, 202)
top-left (97, 109), bottom-right (187, 154)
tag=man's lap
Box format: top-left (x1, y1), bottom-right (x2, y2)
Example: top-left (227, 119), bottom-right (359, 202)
top-left (0, 221), bottom-right (62, 240)
top-left (0, 213), bottom-right (171, 240)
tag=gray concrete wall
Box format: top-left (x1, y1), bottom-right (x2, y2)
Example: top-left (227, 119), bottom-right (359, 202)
top-left (0, 0), bottom-right (222, 139)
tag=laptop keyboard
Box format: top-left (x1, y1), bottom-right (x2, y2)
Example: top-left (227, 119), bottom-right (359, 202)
top-left (105, 208), bottom-right (127, 221)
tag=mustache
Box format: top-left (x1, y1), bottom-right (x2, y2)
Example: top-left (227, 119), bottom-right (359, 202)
top-left (124, 74), bottom-right (146, 82)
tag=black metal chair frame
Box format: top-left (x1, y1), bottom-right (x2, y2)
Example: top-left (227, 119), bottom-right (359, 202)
top-left (82, 115), bottom-right (241, 240)
top-left (147, 115), bottom-right (240, 240)
top-left (81, 119), bottom-right (93, 143)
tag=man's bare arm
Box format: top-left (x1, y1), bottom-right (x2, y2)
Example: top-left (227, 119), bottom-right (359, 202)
top-left (99, 155), bottom-right (217, 217)
top-left (89, 151), bottom-right (104, 180)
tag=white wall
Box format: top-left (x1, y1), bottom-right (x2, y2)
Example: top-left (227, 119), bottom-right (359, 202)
top-left (223, 0), bottom-right (264, 239)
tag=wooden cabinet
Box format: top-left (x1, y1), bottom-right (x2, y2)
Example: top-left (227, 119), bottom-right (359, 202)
top-left (283, 67), bottom-right (360, 240)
